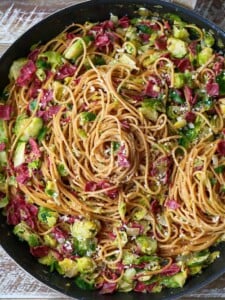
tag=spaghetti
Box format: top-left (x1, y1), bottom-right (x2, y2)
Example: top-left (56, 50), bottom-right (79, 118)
top-left (1, 8), bottom-right (225, 294)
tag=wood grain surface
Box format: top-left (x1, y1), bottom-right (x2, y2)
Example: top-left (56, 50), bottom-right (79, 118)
top-left (1, 0), bottom-right (225, 299)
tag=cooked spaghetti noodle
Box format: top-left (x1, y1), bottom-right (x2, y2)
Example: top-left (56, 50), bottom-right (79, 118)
top-left (1, 8), bottom-right (225, 293)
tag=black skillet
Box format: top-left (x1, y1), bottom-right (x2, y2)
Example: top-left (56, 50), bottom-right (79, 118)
top-left (1, 0), bottom-right (225, 299)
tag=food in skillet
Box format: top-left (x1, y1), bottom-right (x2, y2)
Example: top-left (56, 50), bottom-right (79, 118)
top-left (1, 7), bottom-right (225, 293)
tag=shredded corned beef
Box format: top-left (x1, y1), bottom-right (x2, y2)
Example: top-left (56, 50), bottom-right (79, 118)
top-left (0, 142), bottom-right (6, 151)
top-left (15, 164), bottom-right (30, 184)
top-left (40, 89), bottom-right (53, 109)
top-left (118, 16), bottom-right (130, 28)
top-left (154, 35), bottom-right (167, 50)
top-left (134, 282), bottom-right (156, 293)
top-left (28, 49), bottom-right (40, 62)
top-left (165, 199), bottom-right (180, 210)
top-left (217, 140), bottom-right (225, 156)
top-left (38, 105), bottom-right (61, 122)
top-left (16, 60), bottom-right (36, 87)
top-left (145, 76), bottom-right (161, 98)
top-left (99, 282), bottom-right (117, 294)
top-left (55, 63), bottom-right (77, 80)
top-left (117, 144), bottom-right (130, 168)
top-left (0, 105), bottom-right (12, 120)
top-left (185, 111), bottom-right (196, 123)
top-left (6, 194), bottom-right (38, 228)
top-left (29, 138), bottom-right (41, 158)
top-left (30, 245), bottom-right (50, 257)
top-left (51, 227), bottom-right (68, 243)
top-left (184, 86), bottom-right (197, 105)
top-left (206, 82), bottom-right (219, 96)
top-left (160, 263), bottom-right (181, 276)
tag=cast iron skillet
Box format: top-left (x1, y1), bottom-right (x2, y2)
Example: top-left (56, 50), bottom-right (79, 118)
top-left (1, 0), bottom-right (225, 299)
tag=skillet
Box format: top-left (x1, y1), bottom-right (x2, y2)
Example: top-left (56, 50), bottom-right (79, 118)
top-left (1, 0), bottom-right (225, 299)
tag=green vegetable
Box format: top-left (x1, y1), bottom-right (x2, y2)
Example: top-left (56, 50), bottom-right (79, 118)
top-left (73, 237), bottom-right (97, 256)
top-left (38, 206), bottom-right (59, 227)
top-left (173, 25), bottom-right (189, 40)
top-left (45, 181), bottom-right (58, 198)
top-left (167, 37), bottom-right (187, 58)
top-left (139, 99), bottom-right (164, 122)
top-left (203, 31), bottom-right (215, 47)
top-left (74, 275), bottom-right (95, 290)
top-left (43, 234), bottom-right (57, 248)
top-left (136, 235), bottom-right (157, 255)
top-left (57, 258), bottom-right (78, 278)
top-left (64, 37), bottom-right (91, 60)
top-left (37, 126), bottom-right (48, 142)
top-left (80, 112), bottom-right (96, 125)
top-left (29, 100), bottom-right (38, 112)
top-left (71, 219), bottom-right (100, 240)
top-left (76, 257), bottom-right (96, 273)
top-left (118, 268), bottom-right (136, 292)
top-left (57, 163), bottom-right (69, 176)
top-left (36, 68), bottom-right (46, 82)
top-left (14, 116), bottom-right (43, 141)
top-left (0, 120), bottom-right (7, 143)
top-left (161, 271), bottom-right (187, 288)
top-left (38, 252), bottom-right (57, 272)
top-left (119, 53), bottom-right (137, 69)
top-left (216, 71), bottom-right (225, 95)
top-left (36, 58), bottom-right (51, 70)
top-left (112, 141), bottom-right (121, 153)
top-left (174, 73), bottom-right (185, 89)
top-left (92, 55), bottom-right (106, 66)
top-left (197, 47), bottom-right (213, 65)
top-left (39, 51), bottom-right (63, 70)
top-left (13, 221), bottom-right (40, 247)
top-left (137, 24), bottom-right (152, 35)
top-left (169, 90), bottom-right (185, 104)
top-left (0, 89), bottom-right (9, 101)
top-left (214, 165), bottom-right (225, 174)
top-left (0, 196), bottom-right (8, 208)
top-left (28, 160), bottom-right (40, 170)
top-left (9, 58), bottom-right (28, 80)
top-left (164, 13), bottom-right (182, 23)
top-left (186, 250), bottom-right (210, 267)
top-left (118, 199), bottom-right (126, 220)
top-left (122, 250), bottom-right (139, 265)
top-left (13, 141), bottom-right (26, 167)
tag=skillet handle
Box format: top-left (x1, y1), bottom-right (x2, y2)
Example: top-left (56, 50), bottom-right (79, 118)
top-left (171, 0), bottom-right (197, 9)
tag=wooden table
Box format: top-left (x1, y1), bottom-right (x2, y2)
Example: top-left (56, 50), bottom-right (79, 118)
top-left (1, 0), bottom-right (225, 299)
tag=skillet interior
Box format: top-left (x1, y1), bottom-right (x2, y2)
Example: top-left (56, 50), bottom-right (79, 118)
top-left (1, 0), bottom-right (225, 299)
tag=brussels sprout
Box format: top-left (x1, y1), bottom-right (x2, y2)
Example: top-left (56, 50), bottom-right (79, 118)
top-left (38, 252), bottom-right (57, 271)
top-left (38, 206), bottom-right (59, 227)
top-left (203, 31), bottom-right (215, 47)
top-left (80, 112), bottom-right (96, 125)
top-left (173, 118), bottom-right (187, 129)
top-left (39, 51), bottom-right (63, 70)
top-left (14, 115), bottom-right (43, 142)
top-left (173, 25), bottom-right (189, 40)
top-left (122, 249), bottom-right (139, 265)
top-left (73, 237), bottom-right (97, 256)
top-left (9, 58), bottom-right (28, 80)
top-left (119, 53), bottom-right (137, 69)
top-left (43, 234), bottom-right (57, 248)
top-left (71, 219), bottom-right (100, 240)
top-left (118, 268), bottom-right (136, 292)
top-left (57, 258), bottom-right (78, 278)
top-left (0, 196), bottom-right (8, 208)
top-left (45, 181), bottom-right (58, 198)
top-left (174, 73), bottom-right (185, 89)
top-left (136, 235), bottom-right (157, 255)
top-left (197, 47), bottom-right (213, 65)
top-left (167, 37), bottom-right (187, 58)
top-left (13, 141), bottom-right (26, 167)
top-left (161, 271), bottom-right (187, 288)
top-left (64, 36), bottom-right (91, 60)
top-left (74, 275), bottom-right (95, 290)
top-left (76, 257), bottom-right (96, 273)
top-left (186, 250), bottom-right (210, 267)
top-left (57, 163), bottom-right (69, 177)
top-left (13, 222), bottom-right (40, 247)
